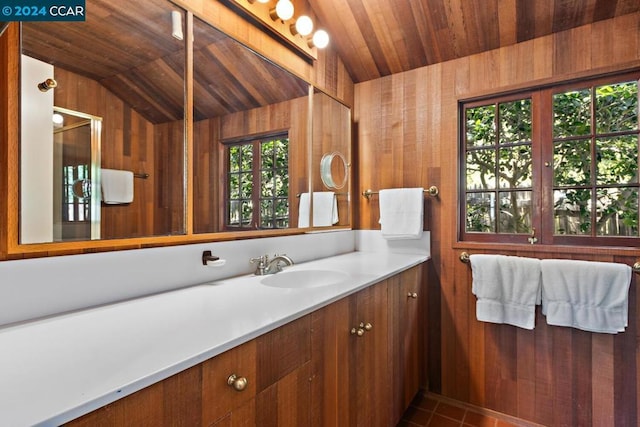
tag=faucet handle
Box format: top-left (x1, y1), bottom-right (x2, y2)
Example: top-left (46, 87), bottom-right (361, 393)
top-left (250, 255), bottom-right (267, 265)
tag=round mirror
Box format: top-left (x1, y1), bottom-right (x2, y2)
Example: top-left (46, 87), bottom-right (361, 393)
top-left (320, 151), bottom-right (348, 189)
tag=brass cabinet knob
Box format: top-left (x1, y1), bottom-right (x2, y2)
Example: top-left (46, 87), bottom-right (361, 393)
top-left (351, 328), bottom-right (365, 337)
top-left (350, 327), bottom-right (365, 336)
top-left (407, 292), bottom-right (418, 299)
top-left (227, 374), bottom-right (248, 391)
top-left (364, 322), bottom-right (373, 331)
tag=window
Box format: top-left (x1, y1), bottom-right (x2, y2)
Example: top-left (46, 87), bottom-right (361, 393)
top-left (461, 72), bottom-right (640, 246)
top-left (225, 134), bottom-right (289, 230)
top-left (63, 164), bottom-right (90, 222)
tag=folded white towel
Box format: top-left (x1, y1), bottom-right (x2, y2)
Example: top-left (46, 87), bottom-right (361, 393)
top-left (541, 259), bottom-right (631, 333)
top-left (470, 254), bottom-right (542, 330)
top-left (378, 188), bottom-right (424, 240)
top-left (101, 168), bottom-right (134, 204)
top-left (297, 192), bottom-right (338, 227)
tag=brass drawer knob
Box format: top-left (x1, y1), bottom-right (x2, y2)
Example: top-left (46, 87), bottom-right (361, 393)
top-left (227, 374), bottom-right (248, 391)
top-left (363, 322), bottom-right (373, 331)
top-left (407, 292), bottom-right (418, 299)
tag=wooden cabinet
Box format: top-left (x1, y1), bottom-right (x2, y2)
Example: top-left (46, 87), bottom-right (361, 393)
top-left (389, 266), bottom-right (424, 424)
top-left (202, 315), bottom-right (312, 426)
top-left (66, 264), bottom-right (425, 427)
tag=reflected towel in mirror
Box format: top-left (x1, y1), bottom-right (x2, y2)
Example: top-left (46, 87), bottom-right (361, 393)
top-left (101, 168), bottom-right (134, 204)
top-left (298, 192), bottom-right (338, 227)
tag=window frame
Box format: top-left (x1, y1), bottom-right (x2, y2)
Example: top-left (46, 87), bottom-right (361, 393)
top-left (222, 131), bottom-right (290, 231)
top-left (459, 71), bottom-right (640, 247)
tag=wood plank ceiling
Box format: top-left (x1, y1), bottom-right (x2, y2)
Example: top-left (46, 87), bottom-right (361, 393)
top-left (307, 0), bottom-right (640, 83)
top-left (18, 0), bottom-right (640, 122)
top-left (20, 0), bottom-right (308, 124)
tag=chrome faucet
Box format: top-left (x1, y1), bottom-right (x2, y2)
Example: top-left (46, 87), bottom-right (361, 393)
top-left (250, 254), bottom-right (294, 275)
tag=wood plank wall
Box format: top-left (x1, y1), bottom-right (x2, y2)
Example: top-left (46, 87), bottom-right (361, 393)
top-left (193, 96), bottom-right (309, 232)
top-left (354, 12), bottom-right (640, 426)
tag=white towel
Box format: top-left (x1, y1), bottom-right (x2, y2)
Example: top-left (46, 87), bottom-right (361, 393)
top-left (378, 188), bottom-right (424, 240)
top-left (541, 259), bottom-right (631, 333)
top-left (297, 192), bottom-right (338, 227)
top-left (101, 168), bottom-right (134, 204)
top-left (470, 254), bottom-right (542, 330)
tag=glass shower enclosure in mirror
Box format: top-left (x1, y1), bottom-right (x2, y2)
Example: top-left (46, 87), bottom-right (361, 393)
top-left (20, 0), bottom-right (186, 243)
top-left (192, 15), bottom-right (311, 233)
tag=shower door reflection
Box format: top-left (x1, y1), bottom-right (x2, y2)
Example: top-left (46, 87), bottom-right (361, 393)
top-left (52, 107), bottom-right (101, 241)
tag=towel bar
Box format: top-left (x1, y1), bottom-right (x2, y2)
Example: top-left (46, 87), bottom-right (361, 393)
top-left (296, 192), bottom-right (348, 198)
top-left (362, 186), bottom-right (439, 200)
top-left (460, 251), bottom-right (640, 273)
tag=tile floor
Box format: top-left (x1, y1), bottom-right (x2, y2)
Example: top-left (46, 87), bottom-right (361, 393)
top-left (398, 393), bottom-right (529, 427)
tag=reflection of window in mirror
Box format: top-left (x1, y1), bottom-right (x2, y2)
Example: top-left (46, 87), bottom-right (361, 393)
top-left (225, 133), bottom-right (290, 230)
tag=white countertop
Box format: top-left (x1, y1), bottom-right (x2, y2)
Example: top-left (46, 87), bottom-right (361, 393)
top-left (0, 251), bottom-right (428, 426)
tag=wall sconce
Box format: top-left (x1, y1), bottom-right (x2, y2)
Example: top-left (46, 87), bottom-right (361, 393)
top-left (290, 15), bottom-right (313, 37)
top-left (269, 0), bottom-right (294, 22)
top-left (309, 29), bottom-right (329, 49)
top-left (171, 10), bottom-right (183, 41)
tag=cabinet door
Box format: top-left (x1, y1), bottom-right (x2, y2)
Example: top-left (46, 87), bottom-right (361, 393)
top-left (349, 279), bottom-right (392, 427)
top-left (389, 265), bottom-right (424, 423)
top-left (310, 297), bottom-right (351, 426)
top-left (202, 315), bottom-right (312, 426)
top-left (310, 279), bottom-right (391, 427)
top-left (202, 340), bottom-right (258, 425)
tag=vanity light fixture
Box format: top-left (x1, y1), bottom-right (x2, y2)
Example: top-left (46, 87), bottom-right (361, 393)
top-left (171, 10), bottom-right (183, 41)
top-left (290, 15), bottom-right (313, 37)
top-left (269, 0), bottom-right (294, 22)
top-left (309, 29), bottom-right (329, 49)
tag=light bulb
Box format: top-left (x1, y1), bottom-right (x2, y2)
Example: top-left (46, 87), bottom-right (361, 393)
top-left (312, 29), bottom-right (329, 49)
top-left (274, 0), bottom-right (294, 21)
top-left (293, 15), bottom-right (313, 36)
top-left (52, 113), bottom-right (64, 125)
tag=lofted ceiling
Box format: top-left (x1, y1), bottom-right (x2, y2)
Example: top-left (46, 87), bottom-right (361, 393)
top-left (18, 0), bottom-right (640, 123)
top-left (21, 0), bottom-right (308, 124)
top-left (307, 0), bottom-right (640, 83)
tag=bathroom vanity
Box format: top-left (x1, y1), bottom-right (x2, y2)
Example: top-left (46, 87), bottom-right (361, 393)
top-left (0, 245), bottom-right (428, 426)
top-left (66, 263), bottom-right (425, 426)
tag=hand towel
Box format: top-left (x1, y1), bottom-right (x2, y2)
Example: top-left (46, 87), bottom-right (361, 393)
top-left (297, 192), bottom-right (338, 227)
top-left (101, 168), bottom-right (134, 204)
top-left (541, 259), bottom-right (631, 333)
top-left (378, 188), bottom-right (424, 240)
top-left (470, 254), bottom-right (542, 330)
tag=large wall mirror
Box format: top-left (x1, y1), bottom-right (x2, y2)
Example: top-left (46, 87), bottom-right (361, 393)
top-left (191, 14), bottom-right (311, 233)
top-left (20, 0), bottom-right (186, 243)
top-left (16, 0), bottom-right (351, 248)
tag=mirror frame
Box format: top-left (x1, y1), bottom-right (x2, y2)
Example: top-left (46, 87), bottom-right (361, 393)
top-left (0, 0), bottom-right (353, 258)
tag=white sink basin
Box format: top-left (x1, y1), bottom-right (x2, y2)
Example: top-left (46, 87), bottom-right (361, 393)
top-left (260, 269), bottom-right (349, 289)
